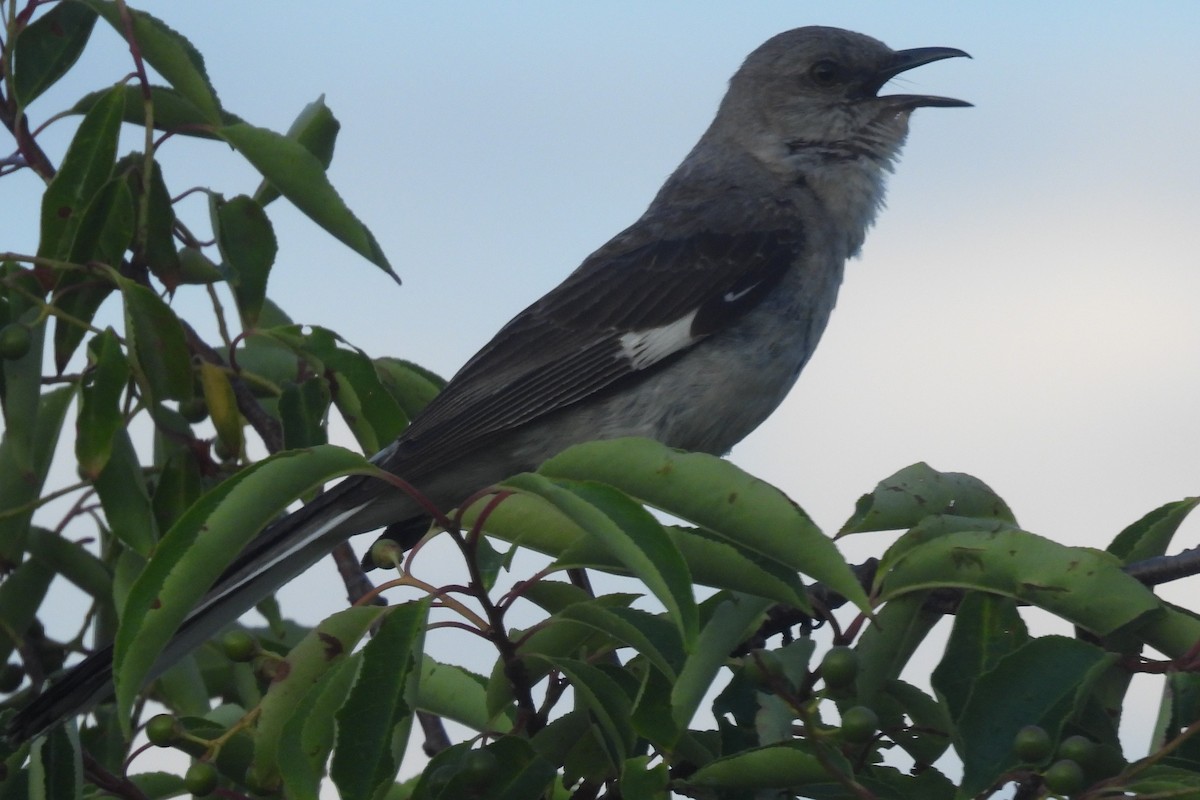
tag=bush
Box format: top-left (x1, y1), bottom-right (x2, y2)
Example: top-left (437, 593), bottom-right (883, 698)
top-left (2, 4), bottom-right (1199, 799)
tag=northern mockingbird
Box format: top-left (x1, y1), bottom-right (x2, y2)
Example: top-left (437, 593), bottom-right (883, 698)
top-left (9, 26), bottom-right (969, 741)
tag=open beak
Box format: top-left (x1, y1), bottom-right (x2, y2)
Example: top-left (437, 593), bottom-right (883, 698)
top-left (870, 46), bottom-right (972, 109)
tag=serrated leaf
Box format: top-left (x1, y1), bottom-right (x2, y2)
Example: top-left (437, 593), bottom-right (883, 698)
top-left (683, 741), bottom-right (840, 790)
top-left (539, 438), bottom-right (868, 613)
top-left (534, 655), bottom-right (634, 767)
top-left (112, 445), bottom-right (382, 734)
top-left (212, 194), bottom-right (276, 328)
top-left (81, 0), bottom-right (222, 123)
top-left (879, 527), bottom-right (1162, 637)
top-left (1108, 497), bottom-right (1200, 564)
top-left (74, 329), bottom-right (128, 476)
top-left (39, 84), bottom-right (122, 260)
top-left (672, 592), bottom-right (771, 734)
top-left (277, 656), bottom-right (361, 800)
top-left (255, 96), bottom-right (340, 207)
top-left (70, 84), bottom-right (245, 136)
top-left (120, 279), bottom-right (192, 404)
top-left (0, 559), bottom-right (54, 667)
top-left (331, 600), bottom-right (429, 800)
top-left (0, 385), bottom-right (74, 565)
top-left (855, 593), bottom-right (942, 706)
top-left (53, 175), bottom-right (133, 370)
top-left (931, 592), bottom-right (1029, 724)
top-left (956, 636), bottom-right (1115, 798)
top-left (250, 605), bottom-right (386, 794)
top-left (93, 428), bottom-right (158, 555)
top-left (507, 473), bottom-right (697, 647)
top-left (373, 356), bottom-right (445, 420)
top-left (279, 376), bottom-right (330, 449)
top-left (135, 159), bottom-right (183, 290)
top-left (414, 657), bottom-right (510, 733)
top-left (218, 123), bottom-right (397, 279)
top-left (29, 724), bottom-right (82, 800)
top-left (13, 2), bottom-right (98, 106)
top-left (840, 462), bottom-right (1016, 535)
top-left (27, 527), bottom-right (112, 603)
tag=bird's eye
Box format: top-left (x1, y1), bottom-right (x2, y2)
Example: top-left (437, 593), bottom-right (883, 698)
top-left (808, 59), bottom-right (843, 87)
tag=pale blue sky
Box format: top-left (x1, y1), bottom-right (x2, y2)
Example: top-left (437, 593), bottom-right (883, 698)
top-left (6, 1), bottom-right (1200, 783)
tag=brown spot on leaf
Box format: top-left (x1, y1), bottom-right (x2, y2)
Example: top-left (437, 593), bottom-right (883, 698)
top-left (57, 206), bottom-right (72, 219)
top-left (318, 632), bottom-right (344, 660)
top-left (727, 492), bottom-right (738, 504)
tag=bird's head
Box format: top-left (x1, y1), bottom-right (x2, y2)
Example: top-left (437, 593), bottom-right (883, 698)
top-left (715, 26), bottom-right (970, 173)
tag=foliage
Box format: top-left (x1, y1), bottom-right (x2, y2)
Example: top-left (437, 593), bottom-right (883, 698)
top-left (1, 3), bottom-right (1199, 799)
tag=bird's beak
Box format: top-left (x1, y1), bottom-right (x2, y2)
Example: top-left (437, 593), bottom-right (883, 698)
top-left (870, 46), bottom-right (972, 109)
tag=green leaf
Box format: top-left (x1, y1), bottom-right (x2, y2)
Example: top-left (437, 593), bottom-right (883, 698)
top-left (931, 592), bottom-right (1028, 723)
top-left (39, 84), bottom-right (123, 260)
top-left (69, 84), bottom-right (245, 136)
top-left (879, 527), bottom-right (1162, 637)
top-left (0, 267), bottom-right (47, 474)
top-left (134, 158), bottom-right (183, 291)
top-left (218, 123), bottom-right (397, 279)
top-left (555, 602), bottom-right (681, 680)
top-left (0, 385), bottom-right (75, 565)
top-left (27, 527), bottom-right (112, 602)
top-left (53, 175), bottom-right (134, 370)
top-left (93, 428), bottom-right (159, 555)
top-left (261, 325), bottom-right (406, 452)
top-left (151, 448), bottom-right (204, 533)
top-left (508, 473), bottom-right (698, 647)
top-left (75, 329), bottom-right (129, 477)
top-left (29, 724), bottom-right (82, 800)
top-left (277, 656), bottom-right (361, 800)
top-left (414, 657), bottom-right (510, 734)
top-left (956, 636), bottom-right (1115, 798)
top-left (254, 96), bottom-right (340, 208)
top-left (672, 592), bottom-right (771, 734)
top-left (331, 600), bottom-right (429, 800)
top-left (534, 655), bottom-right (634, 768)
top-left (13, 2), bottom-right (98, 106)
top-left (621, 755), bottom-right (670, 800)
top-left (279, 376), bottom-right (331, 449)
top-left (540, 437), bottom-right (868, 613)
top-left (1108, 497), bottom-right (1200, 564)
top-left (0, 559), bottom-right (54, 667)
top-left (854, 593), bottom-right (942, 706)
top-left (81, 0), bottom-right (222, 123)
top-left (683, 741), bottom-right (840, 791)
top-left (883, 679), bottom-right (954, 767)
top-left (212, 195), bottom-right (277, 328)
top-left (120, 279), bottom-right (192, 404)
top-left (112, 445), bottom-right (382, 733)
top-left (249, 605), bottom-right (387, 794)
top-left (840, 462), bottom-right (1016, 535)
top-left (373, 357), bottom-right (445, 420)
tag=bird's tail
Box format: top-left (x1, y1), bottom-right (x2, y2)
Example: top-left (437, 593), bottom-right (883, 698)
top-left (6, 474), bottom-right (401, 743)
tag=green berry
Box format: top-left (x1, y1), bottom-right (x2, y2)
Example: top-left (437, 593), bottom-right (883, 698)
top-left (183, 761), bottom-right (219, 796)
top-left (213, 437), bottom-right (239, 462)
top-left (820, 646), bottom-right (858, 690)
top-left (1014, 724), bottom-right (1053, 762)
top-left (145, 713), bottom-right (181, 746)
top-left (840, 705), bottom-right (878, 744)
top-left (221, 630), bottom-right (258, 662)
top-left (1058, 735), bottom-right (1096, 767)
top-left (179, 397), bottom-right (209, 423)
top-left (1043, 758), bottom-right (1084, 795)
top-left (0, 324), bottom-right (31, 360)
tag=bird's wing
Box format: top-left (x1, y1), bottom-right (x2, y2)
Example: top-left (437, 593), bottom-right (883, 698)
top-left (390, 227), bottom-right (804, 472)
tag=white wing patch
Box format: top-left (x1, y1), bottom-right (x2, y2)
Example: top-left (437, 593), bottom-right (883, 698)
top-left (618, 309), bottom-right (700, 370)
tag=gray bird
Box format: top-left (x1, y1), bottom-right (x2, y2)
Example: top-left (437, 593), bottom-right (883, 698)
top-left (9, 25), bottom-right (969, 741)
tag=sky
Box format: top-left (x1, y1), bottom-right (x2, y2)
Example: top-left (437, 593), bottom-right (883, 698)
top-left (6, 0), bottom-right (1200, 788)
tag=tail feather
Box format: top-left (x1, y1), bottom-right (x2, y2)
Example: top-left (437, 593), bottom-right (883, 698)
top-left (7, 475), bottom-right (409, 742)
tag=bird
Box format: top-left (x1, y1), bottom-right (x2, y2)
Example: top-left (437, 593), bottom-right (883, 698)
top-left (8, 25), bottom-right (970, 741)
